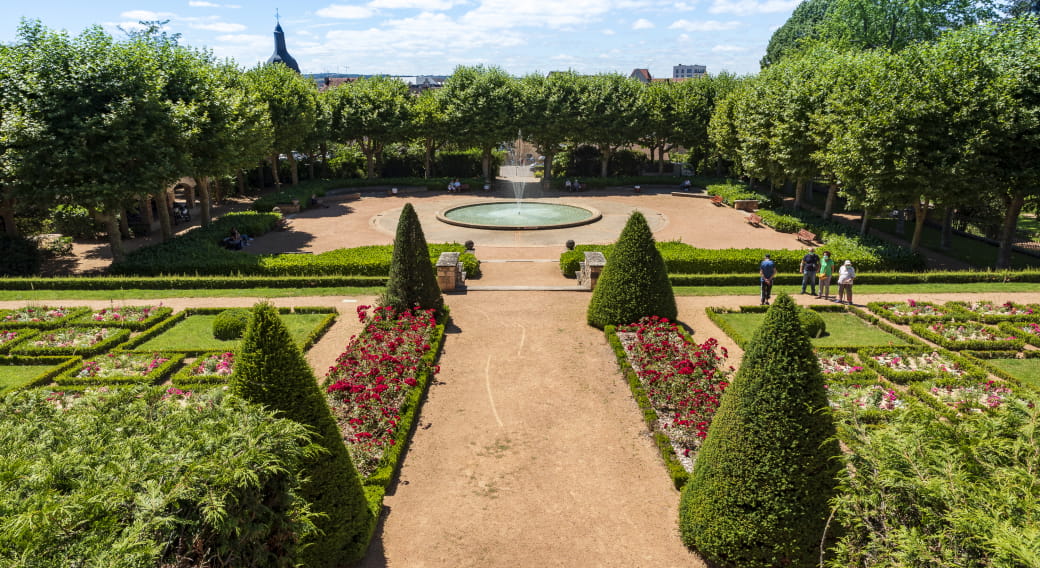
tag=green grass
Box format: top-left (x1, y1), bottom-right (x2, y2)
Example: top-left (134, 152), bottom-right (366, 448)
top-left (0, 287), bottom-right (383, 301)
top-left (870, 218), bottom-right (1040, 270)
top-left (987, 358), bottom-right (1040, 389)
top-left (673, 282), bottom-right (1040, 296)
top-left (133, 313), bottom-right (329, 352)
top-left (0, 365), bottom-right (55, 394)
top-left (1018, 214), bottom-right (1040, 240)
top-left (715, 311), bottom-right (910, 347)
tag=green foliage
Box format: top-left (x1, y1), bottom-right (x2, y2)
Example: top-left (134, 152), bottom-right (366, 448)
top-left (587, 212), bottom-right (677, 328)
top-left (799, 306), bottom-right (827, 337)
top-left (0, 234), bottom-right (42, 277)
top-left (0, 386), bottom-right (318, 567)
top-left (758, 209), bottom-right (804, 232)
top-left (380, 203), bottom-right (444, 315)
top-left (229, 302), bottom-right (373, 566)
top-left (762, 0), bottom-right (835, 66)
top-left (50, 204), bottom-right (101, 238)
top-left (212, 308), bottom-right (251, 340)
top-left (680, 293), bottom-right (841, 567)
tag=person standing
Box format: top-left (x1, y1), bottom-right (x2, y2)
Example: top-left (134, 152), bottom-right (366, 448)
top-left (759, 253), bottom-right (777, 305)
top-left (818, 251), bottom-right (835, 300)
top-left (800, 247), bottom-right (821, 296)
top-left (837, 260), bottom-right (856, 305)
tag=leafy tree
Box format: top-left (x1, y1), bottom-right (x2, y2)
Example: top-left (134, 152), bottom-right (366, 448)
top-left (519, 71), bottom-right (584, 182)
top-left (228, 302), bottom-right (374, 567)
top-left (328, 75), bottom-right (413, 179)
top-left (638, 81), bottom-right (683, 173)
top-left (679, 293), bottom-right (840, 567)
top-left (440, 65), bottom-right (519, 180)
top-left (244, 62), bottom-right (318, 186)
top-left (673, 73), bottom-right (738, 174)
top-left (762, 0), bottom-right (836, 67)
top-left (410, 89), bottom-right (450, 179)
top-left (586, 211), bottom-right (676, 328)
top-left (381, 202), bottom-right (444, 315)
top-left (819, 0), bottom-right (999, 51)
top-left (576, 73), bottom-right (645, 177)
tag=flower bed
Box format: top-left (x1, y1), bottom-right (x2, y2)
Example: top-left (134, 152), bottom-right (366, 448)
top-left (0, 329), bottom-right (38, 354)
top-left (827, 381), bottom-right (907, 423)
top-left (323, 305), bottom-right (444, 486)
top-left (171, 352), bottom-right (235, 386)
top-left (998, 321), bottom-right (1040, 348)
top-left (56, 351), bottom-right (184, 386)
top-left (0, 306), bottom-right (89, 329)
top-left (76, 305), bottom-right (173, 330)
top-left (946, 300), bottom-right (1039, 323)
top-left (859, 347), bottom-right (986, 383)
top-left (913, 380), bottom-right (1028, 414)
top-left (11, 327), bottom-right (130, 357)
top-left (817, 349), bottom-right (875, 381)
top-left (911, 321), bottom-right (1025, 351)
top-left (867, 300), bottom-right (951, 324)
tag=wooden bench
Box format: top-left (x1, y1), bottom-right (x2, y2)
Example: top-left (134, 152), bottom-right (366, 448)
top-left (796, 228), bottom-right (817, 244)
top-left (746, 213), bottom-right (763, 227)
top-left (710, 195), bottom-right (724, 206)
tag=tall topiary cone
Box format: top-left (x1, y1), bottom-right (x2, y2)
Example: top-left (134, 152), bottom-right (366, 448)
top-left (381, 202), bottom-right (444, 315)
top-left (679, 293), bottom-right (841, 567)
top-left (228, 301), bottom-right (373, 567)
top-left (586, 211), bottom-right (676, 328)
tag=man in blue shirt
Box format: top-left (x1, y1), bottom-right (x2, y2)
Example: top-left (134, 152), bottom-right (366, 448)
top-left (759, 254), bottom-right (776, 305)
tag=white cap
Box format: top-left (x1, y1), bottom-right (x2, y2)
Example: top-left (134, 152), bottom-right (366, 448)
top-left (844, 260), bottom-right (852, 266)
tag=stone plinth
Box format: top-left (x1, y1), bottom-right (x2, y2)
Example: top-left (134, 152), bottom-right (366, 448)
top-left (733, 199), bottom-right (759, 211)
top-left (578, 251), bottom-right (607, 290)
top-left (436, 252), bottom-right (464, 291)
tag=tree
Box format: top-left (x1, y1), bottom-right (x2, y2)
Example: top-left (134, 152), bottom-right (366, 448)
top-left (638, 81), bottom-right (682, 173)
top-left (761, 0), bottom-right (836, 67)
top-left (244, 63), bottom-right (318, 186)
top-left (381, 203), bottom-right (444, 315)
top-left (410, 89), bottom-right (451, 179)
top-left (328, 75), bottom-right (412, 179)
top-left (679, 293), bottom-right (840, 567)
top-left (440, 65), bottom-right (519, 180)
top-left (228, 302), bottom-right (374, 567)
top-left (586, 211), bottom-right (676, 329)
top-left (519, 71), bottom-right (584, 182)
top-left (576, 74), bottom-right (645, 178)
top-left (673, 74), bottom-right (737, 174)
top-left (819, 0), bottom-right (999, 51)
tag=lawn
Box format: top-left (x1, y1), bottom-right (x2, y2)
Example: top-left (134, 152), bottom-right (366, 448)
top-left (986, 358), bottom-right (1040, 389)
top-left (715, 311), bottom-right (911, 347)
top-left (0, 365), bottom-right (56, 394)
top-left (133, 313), bottom-right (330, 352)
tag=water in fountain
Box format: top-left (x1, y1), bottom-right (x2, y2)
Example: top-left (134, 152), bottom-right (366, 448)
top-left (511, 130), bottom-right (524, 213)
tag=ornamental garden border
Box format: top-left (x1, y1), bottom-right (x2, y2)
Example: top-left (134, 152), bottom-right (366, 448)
top-left (910, 321), bottom-right (1026, 351)
top-left (944, 300), bottom-right (1040, 323)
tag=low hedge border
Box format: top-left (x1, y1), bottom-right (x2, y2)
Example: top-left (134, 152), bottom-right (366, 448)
top-left (70, 306), bottom-right (174, 330)
top-left (961, 351), bottom-right (1040, 397)
top-left (0, 355), bottom-right (81, 392)
top-left (118, 311), bottom-right (189, 352)
top-left (705, 305), bottom-right (896, 351)
top-left (171, 352), bottom-right (234, 387)
top-left (705, 307), bottom-right (749, 348)
top-left (362, 308), bottom-right (449, 492)
top-left (0, 329), bottom-right (39, 354)
top-left (54, 352), bottom-right (186, 387)
top-left (846, 307), bottom-right (926, 347)
top-left (906, 377), bottom-right (1031, 418)
top-left (816, 347), bottom-right (878, 383)
top-left (866, 301), bottom-right (955, 325)
top-left (857, 346), bottom-right (988, 384)
top-left (0, 307), bottom-right (92, 329)
top-left (996, 322), bottom-right (1040, 348)
top-left (0, 275), bottom-right (387, 291)
top-left (825, 375), bottom-right (916, 425)
top-left (604, 324), bottom-right (690, 490)
top-left (944, 301), bottom-right (1040, 324)
top-left (10, 327), bottom-right (132, 357)
top-left (669, 270), bottom-right (1040, 286)
top-left (909, 322), bottom-right (1026, 351)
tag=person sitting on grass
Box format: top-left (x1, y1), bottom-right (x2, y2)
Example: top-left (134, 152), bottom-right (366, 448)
top-left (223, 227), bottom-right (246, 250)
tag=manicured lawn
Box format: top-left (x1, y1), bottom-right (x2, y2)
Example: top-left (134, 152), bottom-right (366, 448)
top-left (987, 358), bottom-right (1040, 389)
top-left (0, 365), bottom-right (55, 394)
top-left (133, 313), bottom-right (330, 352)
top-left (674, 282), bottom-right (1040, 296)
top-left (716, 311), bottom-right (910, 347)
top-left (0, 287), bottom-right (383, 301)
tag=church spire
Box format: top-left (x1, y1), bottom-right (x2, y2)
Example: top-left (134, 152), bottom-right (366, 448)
top-left (266, 14), bottom-right (300, 73)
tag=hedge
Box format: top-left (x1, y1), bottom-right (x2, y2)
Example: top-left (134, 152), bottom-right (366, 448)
top-left (11, 327), bottom-right (132, 357)
top-left (910, 322), bottom-right (1026, 351)
top-left (0, 275), bottom-right (387, 290)
top-left (670, 269), bottom-right (1040, 286)
top-left (71, 306), bottom-right (174, 330)
top-left (0, 355), bottom-right (81, 392)
top-left (997, 321), bottom-right (1040, 348)
top-left (0, 329), bottom-right (39, 354)
top-left (825, 375), bottom-right (917, 425)
top-left (857, 346), bottom-right (988, 384)
top-left (54, 352), bottom-right (185, 387)
top-left (962, 351), bottom-right (1040, 397)
top-left (0, 307), bottom-right (91, 329)
top-left (171, 352), bottom-right (234, 387)
top-left (867, 301), bottom-right (955, 324)
top-left (944, 301), bottom-right (1040, 323)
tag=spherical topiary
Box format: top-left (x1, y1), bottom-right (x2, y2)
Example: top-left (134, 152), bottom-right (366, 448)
top-left (679, 293), bottom-right (841, 567)
top-left (213, 309), bottom-right (251, 340)
top-left (798, 308), bottom-right (826, 338)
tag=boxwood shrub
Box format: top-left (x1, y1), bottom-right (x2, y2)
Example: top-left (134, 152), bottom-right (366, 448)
top-left (213, 309), bottom-right (252, 340)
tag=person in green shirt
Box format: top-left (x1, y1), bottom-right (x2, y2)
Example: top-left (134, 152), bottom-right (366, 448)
top-left (818, 250), bottom-right (835, 300)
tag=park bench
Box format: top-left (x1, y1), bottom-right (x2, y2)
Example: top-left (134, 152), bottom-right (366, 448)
top-left (710, 195), bottom-right (724, 206)
top-left (746, 213), bottom-right (763, 227)
top-left (796, 228), bottom-right (817, 244)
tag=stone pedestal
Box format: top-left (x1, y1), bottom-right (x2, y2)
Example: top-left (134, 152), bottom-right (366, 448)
top-left (578, 251), bottom-right (607, 290)
top-left (733, 199), bottom-right (759, 211)
top-left (436, 252), bottom-right (464, 291)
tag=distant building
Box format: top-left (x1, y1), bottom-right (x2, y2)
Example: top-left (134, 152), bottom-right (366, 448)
top-left (673, 64), bottom-right (706, 79)
top-left (267, 21), bottom-right (300, 73)
top-left (630, 68), bottom-right (653, 83)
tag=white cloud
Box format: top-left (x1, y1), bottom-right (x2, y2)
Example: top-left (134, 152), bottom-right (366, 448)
top-left (711, 44), bottom-right (747, 52)
top-left (216, 33), bottom-right (267, 43)
top-left (188, 1), bottom-right (219, 6)
top-left (708, 0), bottom-right (799, 15)
top-left (192, 22), bottom-right (247, 32)
top-left (461, 0), bottom-right (616, 30)
top-left (368, 0), bottom-right (457, 8)
top-left (675, 1), bottom-right (697, 9)
top-left (120, 10), bottom-right (178, 21)
top-left (669, 19), bottom-right (741, 31)
top-left (632, 18), bottom-right (654, 29)
top-left (317, 4), bottom-right (376, 18)
top-left (602, 28), bottom-right (616, 35)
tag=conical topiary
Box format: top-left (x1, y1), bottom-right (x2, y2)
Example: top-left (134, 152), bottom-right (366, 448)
top-left (228, 302), bottom-right (374, 567)
top-left (381, 202), bottom-right (444, 315)
top-left (586, 211), bottom-right (676, 328)
top-left (679, 293), bottom-right (841, 567)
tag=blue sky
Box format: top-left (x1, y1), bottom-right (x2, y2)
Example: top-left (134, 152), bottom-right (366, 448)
top-left (4, 1), bottom-right (800, 77)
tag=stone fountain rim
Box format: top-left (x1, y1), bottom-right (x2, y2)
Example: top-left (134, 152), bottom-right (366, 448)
top-left (436, 200), bottom-right (603, 231)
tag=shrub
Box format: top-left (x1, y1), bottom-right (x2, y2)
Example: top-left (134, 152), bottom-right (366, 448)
top-left (50, 204), bottom-right (102, 238)
top-left (212, 308), bottom-right (251, 340)
top-left (758, 209), bottom-right (803, 233)
top-left (799, 307), bottom-right (826, 338)
top-left (587, 212), bottom-right (677, 329)
top-left (679, 293), bottom-right (841, 567)
top-left (380, 203), bottom-right (444, 315)
top-left (229, 302), bottom-right (374, 566)
top-left (0, 234), bottom-right (42, 277)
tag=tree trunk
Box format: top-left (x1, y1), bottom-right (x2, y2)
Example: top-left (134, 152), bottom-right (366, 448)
top-left (319, 142), bottom-right (329, 177)
top-left (542, 149), bottom-right (556, 182)
top-left (423, 140), bottom-right (434, 179)
top-left (141, 196), bottom-right (154, 225)
top-left (997, 190), bottom-right (1026, 269)
top-left (860, 208), bottom-right (871, 237)
top-left (658, 145), bottom-right (668, 173)
top-left (823, 181), bottom-right (838, 220)
top-left (101, 209), bottom-right (125, 263)
top-left (307, 152), bottom-right (316, 180)
top-left (910, 198), bottom-right (928, 252)
top-left (806, 179), bottom-right (815, 201)
top-left (185, 183), bottom-right (196, 209)
top-left (270, 154), bottom-right (281, 188)
top-left (195, 176), bottom-right (212, 228)
top-left (940, 206), bottom-right (954, 249)
top-left (715, 157), bottom-right (724, 177)
top-left (237, 171), bottom-right (246, 197)
top-left (257, 162), bottom-right (265, 188)
top-left (794, 178), bottom-right (805, 211)
top-left (119, 208), bottom-right (131, 239)
top-left (365, 149), bottom-right (377, 179)
top-left (0, 195), bottom-right (17, 236)
top-left (153, 189), bottom-right (173, 241)
top-left (599, 146), bottom-right (612, 178)
top-left (288, 152), bottom-right (299, 185)
top-left (482, 146), bottom-right (492, 181)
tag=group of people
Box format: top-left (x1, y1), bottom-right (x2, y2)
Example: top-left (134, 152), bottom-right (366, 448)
top-left (563, 179), bottom-right (584, 192)
top-left (759, 247), bottom-right (856, 306)
top-left (222, 227), bottom-right (251, 250)
top-left (447, 178), bottom-right (464, 192)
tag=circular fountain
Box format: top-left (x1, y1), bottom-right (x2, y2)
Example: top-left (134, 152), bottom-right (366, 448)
top-left (438, 201), bottom-right (602, 230)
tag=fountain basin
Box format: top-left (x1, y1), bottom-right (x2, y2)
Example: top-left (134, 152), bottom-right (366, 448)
top-left (437, 201), bottom-right (602, 230)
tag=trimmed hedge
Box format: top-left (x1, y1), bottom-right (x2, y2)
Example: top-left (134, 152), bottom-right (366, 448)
top-left (858, 346), bottom-right (988, 384)
top-left (944, 300), bottom-right (1040, 323)
top-left (0, 355), bottom-right (81, 392)
top-left (825, 375), bottom-right (918, 425)
top-left (172, 352), bottom-right (235, 386)
top-left (11, 327), bottom-right (132, 357)
top-left (910, 321), bottom-right (1026, 351)
top-left (0, 275), bottom-right (387, 290)
top-left (998, 321), bottom-right (1040, 348)
top-left (213, 309), bottom-right (251, 340)
top-left (0, 329), bottom-right (39, 354)
top-left (55, 352), bottom-right (185, 387)
top-left (867, 300), bottom-right (954, 324)
top-left (669, 269), bottom-right (1040, 286)
top-left (0, 307), bottom-right (91, 329)
top-left (72, 306), bottom-right (174, 330)
top-left (963, 351), bottom-right (1040, 397)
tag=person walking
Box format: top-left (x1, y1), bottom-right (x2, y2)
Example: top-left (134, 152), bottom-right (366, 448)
top-left (759, 253), bottom-right (777, 305)
top-left (818, 251), bottom-right (835, 300)
top-left (800, 247), bottom-right (820, 296)
top-left (837, 260), bottom-right (856, 305)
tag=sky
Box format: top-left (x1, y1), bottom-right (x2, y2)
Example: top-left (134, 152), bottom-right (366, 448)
top-left (3, 1), bottom-right (801, 77)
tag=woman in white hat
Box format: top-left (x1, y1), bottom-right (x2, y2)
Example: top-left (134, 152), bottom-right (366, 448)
top-left (837, 260), bottom-right (856, 305)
